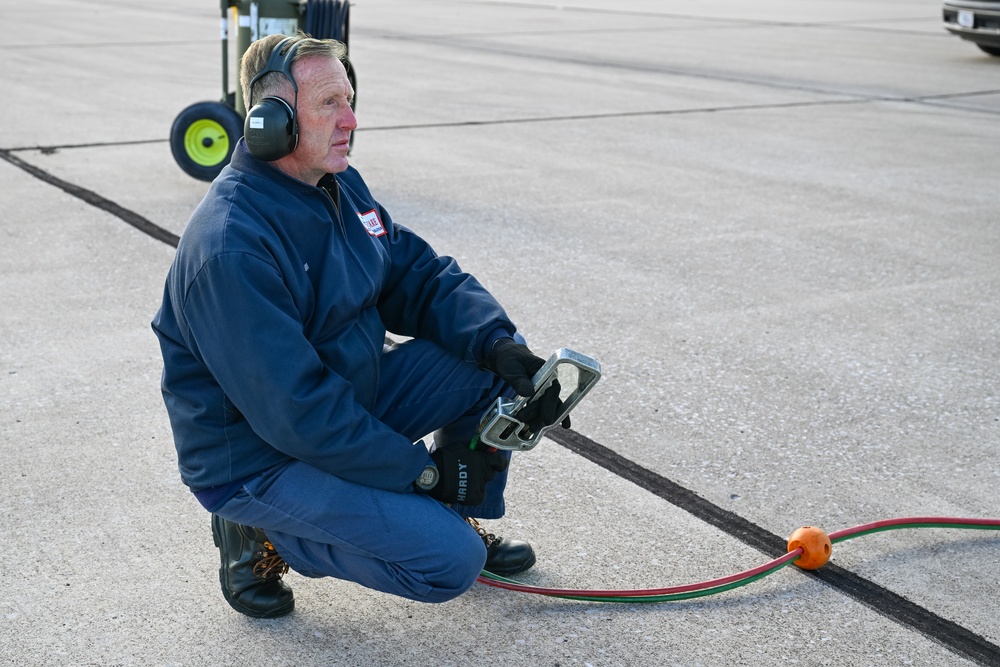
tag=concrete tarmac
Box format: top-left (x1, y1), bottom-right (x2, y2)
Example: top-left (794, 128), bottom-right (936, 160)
top-left (1, 1), bottom-right (998, 665)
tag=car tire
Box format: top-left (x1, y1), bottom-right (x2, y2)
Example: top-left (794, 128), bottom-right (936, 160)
top-left (976, 44), bottom-right (1000, 57)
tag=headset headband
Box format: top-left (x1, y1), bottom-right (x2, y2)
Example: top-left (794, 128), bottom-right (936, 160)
top-left (248, 36), bottom-right (300, 108)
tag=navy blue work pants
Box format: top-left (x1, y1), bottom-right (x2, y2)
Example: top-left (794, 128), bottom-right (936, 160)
top-left (214, 337), bottom-right (516, 603)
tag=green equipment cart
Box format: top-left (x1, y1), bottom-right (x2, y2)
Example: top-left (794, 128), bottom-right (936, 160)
top-left (170, 0), bottom-right (353, 181)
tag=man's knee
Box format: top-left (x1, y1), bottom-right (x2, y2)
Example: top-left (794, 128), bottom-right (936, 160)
top-left (415, 529), bottom-right (487, 603)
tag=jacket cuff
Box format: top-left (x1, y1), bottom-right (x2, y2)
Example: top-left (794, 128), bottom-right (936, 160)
top-left (476, 326), bottom-right (516, 367)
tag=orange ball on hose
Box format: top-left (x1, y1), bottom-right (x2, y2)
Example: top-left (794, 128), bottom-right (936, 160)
top-left (787, 526), bottom-right (832, 570)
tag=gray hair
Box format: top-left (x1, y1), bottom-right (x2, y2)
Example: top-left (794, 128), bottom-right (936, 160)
top-left (240, 32), bottom-right (348, 110)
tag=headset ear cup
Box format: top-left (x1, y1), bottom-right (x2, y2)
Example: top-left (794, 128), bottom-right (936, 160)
top-left (244, 97), bottom-right (298, 162)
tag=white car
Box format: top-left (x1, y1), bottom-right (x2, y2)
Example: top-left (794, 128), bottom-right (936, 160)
top-left (943, 0), bottom-right (1000, 56)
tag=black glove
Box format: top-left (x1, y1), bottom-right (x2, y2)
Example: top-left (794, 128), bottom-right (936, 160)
top-left (514, 381), bottom-right (569, 435)
top-left (425, 445), bottom-right (508, 505)
top-left (485, 338), bottom-right (570, 433)
top-left (484, 338), bottom-right (544, 397)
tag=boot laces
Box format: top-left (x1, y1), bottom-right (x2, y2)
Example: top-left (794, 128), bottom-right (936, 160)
top-left (253, 540), bottom-right (290, 580)
top-left (465, 517), bottom-right (499, 548)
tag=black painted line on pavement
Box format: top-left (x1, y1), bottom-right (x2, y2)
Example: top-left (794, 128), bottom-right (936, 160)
top-left (548, 427), bottom-right (1000, 666)
top-left (0, 149), bottom-right (180, 248)
top-left (360, 99), bottom-right (869, 132)
top-left (3, 138), bottom-right (168, 153)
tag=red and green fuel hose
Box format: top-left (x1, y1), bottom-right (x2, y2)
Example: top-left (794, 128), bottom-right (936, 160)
top-left (477, 516), bottom-right (1000, 602)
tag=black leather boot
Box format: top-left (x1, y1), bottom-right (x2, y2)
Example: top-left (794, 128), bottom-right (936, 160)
top-left (467, 517), bottom-right (536, 575)
top-left (211, 514), bottom-right (294, 618)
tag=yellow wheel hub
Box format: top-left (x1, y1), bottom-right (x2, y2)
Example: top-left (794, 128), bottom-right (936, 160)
top-left (183, 119), bottom-right (231, 167)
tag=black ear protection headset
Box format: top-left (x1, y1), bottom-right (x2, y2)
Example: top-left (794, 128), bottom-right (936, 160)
top-left (244, 37), bottom-right (302, 162)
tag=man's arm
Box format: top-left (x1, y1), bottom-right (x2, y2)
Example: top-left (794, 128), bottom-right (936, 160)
top-left (376, 213), bottom-right (515, 364)
top-left (180, 251), bottom-right (430, 493)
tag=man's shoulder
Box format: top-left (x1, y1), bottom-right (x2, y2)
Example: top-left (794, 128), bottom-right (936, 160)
top-left (177, 177), bottom-right (277, 265)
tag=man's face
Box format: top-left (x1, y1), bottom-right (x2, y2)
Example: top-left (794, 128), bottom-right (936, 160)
top-left (275, 54), bottom-right (357, 184)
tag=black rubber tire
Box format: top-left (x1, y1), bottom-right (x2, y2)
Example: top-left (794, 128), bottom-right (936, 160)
top-left (170, 101), bottom-right (245, 182)
top-left (976, 44), bottom-right (1000, 57)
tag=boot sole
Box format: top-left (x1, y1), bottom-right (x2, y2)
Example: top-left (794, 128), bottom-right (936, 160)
top-left (485, 557), bottom-right (537, 576)
top-left (218, 572), bottom-right (295, 618)
top-left (485, 549), bottom-right (537, 576)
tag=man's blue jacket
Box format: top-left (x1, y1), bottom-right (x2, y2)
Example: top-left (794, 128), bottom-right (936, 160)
top-left (151, 141), bottom-right (515, 496)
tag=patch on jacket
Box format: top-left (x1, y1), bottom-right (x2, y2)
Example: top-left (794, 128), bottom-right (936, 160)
top-left (358, 209), bottom-right (386, 237)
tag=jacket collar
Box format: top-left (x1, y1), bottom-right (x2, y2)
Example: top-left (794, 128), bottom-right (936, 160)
top-left (230, 138), bottom-right (325, 195)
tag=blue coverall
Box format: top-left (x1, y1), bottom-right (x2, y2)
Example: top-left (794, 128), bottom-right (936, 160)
top-left (152, 139), bottom-right (521, 602)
